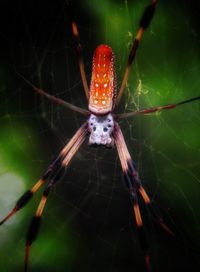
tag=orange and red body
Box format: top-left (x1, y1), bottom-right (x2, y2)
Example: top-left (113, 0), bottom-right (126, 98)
top-left (89, 44), bottom-right (116, 115)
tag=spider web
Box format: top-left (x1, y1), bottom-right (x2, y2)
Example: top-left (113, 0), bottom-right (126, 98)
top-left (0, 0), bottom-right (200, 271)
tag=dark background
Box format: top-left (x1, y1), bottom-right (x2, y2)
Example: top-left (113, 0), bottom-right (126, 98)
top-left (0, 0), bottom-right (200, 271)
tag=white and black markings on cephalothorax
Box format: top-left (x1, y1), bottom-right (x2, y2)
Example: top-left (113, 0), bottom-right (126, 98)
top-left (88, 113), bottom-right (114, 147)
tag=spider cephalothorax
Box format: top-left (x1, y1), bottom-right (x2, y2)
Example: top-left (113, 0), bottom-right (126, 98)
top-left (88, 113), bottom-right (114, 147)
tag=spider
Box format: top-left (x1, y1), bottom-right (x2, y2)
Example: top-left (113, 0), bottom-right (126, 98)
top-left (1, 0), bottom-right (200, 271)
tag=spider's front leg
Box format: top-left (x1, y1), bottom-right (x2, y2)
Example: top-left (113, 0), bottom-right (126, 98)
top-left (23, 122), bottom-right (88, 271)
top-left (0, 122), bottom-right (88, 226)
top-left (0, 122), bottom-right (88, 271)
top-left (113, 122), bottom-right (174, 272)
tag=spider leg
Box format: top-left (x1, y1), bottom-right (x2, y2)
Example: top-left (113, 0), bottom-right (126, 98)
top-left (115, 0), bottom-right (157, 106)
top-left (16, 72), bottom-right (89, 115)
top-left (71, 21), bottom-right (89, 99)
top-left (24, 125), bottom-right (87, 271)
top-left (114, 122), bottom-right (174, 235)
top-left (114, 123), bottom-right (151, 271)
top-left (0, 122), bottom-right (88, 226)
top-left (114, 122), bottom-right (174, 271)
top-left (127, 160), bottom-right (174, 237)
top-left (115, 95), bottom-right (200, 119)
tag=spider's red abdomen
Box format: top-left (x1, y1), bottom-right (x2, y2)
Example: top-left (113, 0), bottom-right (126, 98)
top-left (89, 44), bottom-right (116, 115)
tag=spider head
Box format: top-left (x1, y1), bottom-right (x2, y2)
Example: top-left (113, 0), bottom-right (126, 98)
top-left (88, 114), bottom-right (114, 147)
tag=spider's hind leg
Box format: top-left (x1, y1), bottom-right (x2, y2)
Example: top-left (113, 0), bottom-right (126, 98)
top-left (115, 0), bottom-right (157, 106)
